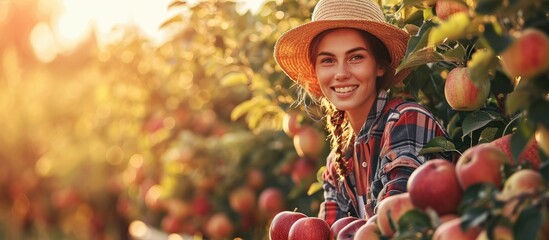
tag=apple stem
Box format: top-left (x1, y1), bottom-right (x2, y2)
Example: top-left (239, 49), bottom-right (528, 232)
top-left (293, 208), bottom-right (298, 212)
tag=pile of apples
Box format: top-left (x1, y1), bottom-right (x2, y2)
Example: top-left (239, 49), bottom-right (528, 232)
top-left (268, 143), bottom-right (548, 239)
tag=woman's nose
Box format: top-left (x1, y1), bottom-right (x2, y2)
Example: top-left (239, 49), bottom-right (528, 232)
top-left (334, 64), bottom-right (350, 80)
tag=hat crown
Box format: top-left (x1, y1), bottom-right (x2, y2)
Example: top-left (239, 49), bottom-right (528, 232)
top-left (312, 0), bottom-right (386, 22)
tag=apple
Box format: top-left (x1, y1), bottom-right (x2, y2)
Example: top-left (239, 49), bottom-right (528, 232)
top-left (330, 216), bottom-right (359, 239)
top-left (293, 125), bottom-right (326, 159)
top-left (161, 214), bottom-right (183, 234)
top-left (258, 187), bottom-right (286, 219)
top-left (283, 111), bottom-right (303, 137)
top-left (336, 219), bottom-right (367, 240)
top-left (476, 225), bottom-right (513, 240)
top-left (432, 218), bottom-right (481, 240)
top-left (229, 186), bottom-right (256, 214)
top-left (353, 221), bottom-right (381, 240)
top-left (455, 144), bottom-right (509, 191)
top-left (502, 169), bottom-right (545, 196)
top-left (500, 28), bottom-right (549, 80)
top-left (376, 193), bottom-right (416, 237)
top-left (535, 125), bottom-right (549, 156)
top-left (269, 211), bottom-right (307, 240)
top-left (192, 193), bottom-right (212, 216)
top-left (439, 214), bottom-right (459, 224)
top-left (291, 157), bottom-right (317, 185)
top-left (444, 67), bottom-right (490, 111)
top-left (246, 168), bottom-right (265, 190)
top-left (407, 159), bottom-right (463, 215)
top-left (435, 0), bottom-right (468, 20)
top-left (489, 134), bottom-right (541, 170)
top-left (205, 213), bottom-right (234, 240)
top-left (288, 217), bottom-right (331, 240)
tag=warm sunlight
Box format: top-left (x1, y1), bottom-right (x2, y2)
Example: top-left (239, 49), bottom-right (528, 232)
top-left (29, 0), bottom-right (265, 62)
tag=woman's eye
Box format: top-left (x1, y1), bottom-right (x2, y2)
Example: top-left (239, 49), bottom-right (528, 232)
top-left (319, 58), bottom-right (335, 64)
top-left (350, 55), bottom-right (364, 61)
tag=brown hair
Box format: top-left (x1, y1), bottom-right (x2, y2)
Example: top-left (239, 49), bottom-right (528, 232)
top-left (307, 28), bottom-right (392, 180)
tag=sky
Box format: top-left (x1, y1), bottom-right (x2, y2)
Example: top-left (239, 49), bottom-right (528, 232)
top-left (28, 0), bottom-right (265, 62)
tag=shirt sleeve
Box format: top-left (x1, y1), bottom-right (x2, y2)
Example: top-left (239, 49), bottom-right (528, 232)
top-left (373, 104), bottom-right (449, 208)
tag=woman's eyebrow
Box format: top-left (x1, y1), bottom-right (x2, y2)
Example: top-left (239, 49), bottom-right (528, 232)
top-left (317, 47), bottom-right (369, 57)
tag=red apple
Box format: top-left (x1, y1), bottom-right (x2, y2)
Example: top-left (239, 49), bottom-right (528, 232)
top-left (455, 144), bottom-right (509, 190)
top-left (192, 193), bottom-right (212, 216)
top-left (432, 218), bottom-right (481, 240)
top-left (258, 187), bottom-right (286, 219)
top-left (161, 214), bottom-right (183, 234)
top-left (407, 159), bottom-right (463, 215)
top-left (444, 67), bottom-right (490, 111)
top-left (500, 28), bottom-right (549, 80)
top-left (205, 213), bottom-right (234, 240)
top-left (336, 219), bottom-right (367, 240)
top-left (435, 0), bottom-right (469, 20)
top-left (376, 193), bottom-right (416, 238)
top-left (502, 169), bottom-right (545, 197)
top-left (330, 216), bottom-right (359, 239)
top-left (246, 168), bottom-right (265, 190)
top-left (291, 157), bottom-right (317, 185)
top-left (229, 186), bottom-right (256, 214)
top-left (535, 125), bottom-right (549, 156)
top-left (489, 134), bottom-right (542, 170)
top-left (269, 210), bottom-right (307, 240)
top-left (288, 217), bottom-right (331, 240)
top-left (283, 111), bottom-right (303, 137)
top-left (353, 221), bottom-right (381, 240)
top-left (293, 125), bottom-right (326, 159)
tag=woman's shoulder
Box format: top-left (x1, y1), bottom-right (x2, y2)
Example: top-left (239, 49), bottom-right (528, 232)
top-left (384, 98), bottom-right (433, 116)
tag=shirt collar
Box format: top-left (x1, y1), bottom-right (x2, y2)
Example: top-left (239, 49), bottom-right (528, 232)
top-left (356, 90), bottom-right (389, 142)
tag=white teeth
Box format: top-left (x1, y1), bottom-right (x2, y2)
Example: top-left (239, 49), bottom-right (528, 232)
top-left (334, 86), bottom-right (357, 93)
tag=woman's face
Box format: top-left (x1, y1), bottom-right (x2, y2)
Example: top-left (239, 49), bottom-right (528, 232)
top-left (314, 28), bottom-right (385, 117)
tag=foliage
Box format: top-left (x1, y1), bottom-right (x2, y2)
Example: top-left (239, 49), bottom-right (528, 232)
top-left (1, 0), bottom-right (549, 239)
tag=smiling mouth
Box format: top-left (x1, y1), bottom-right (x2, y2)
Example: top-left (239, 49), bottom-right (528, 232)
top-left (333, 86), bottom-right (358, 93)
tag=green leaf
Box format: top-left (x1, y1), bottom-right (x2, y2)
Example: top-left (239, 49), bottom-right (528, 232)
top-left (159, 14), bottom-right (183, 29)
top-left (528, 100), bottom-right (549, 127)
top-left (461, 207), bottom-right (490, 230)
top-left (397, 47), bottom-right (463, 72)
top-left (168, 0), bottom-right (187, 9)
top-left (510, 128), bottom-right (532, 165)
top-left (220, 72), bottom-right (249, 87)
top-left (467, 48), bottom-right (496, 86)
top-left (307, 182), bottom-right (323, 196)
top-left (405, 20), bottom-right (437, 57)
top-left (420, 136), bottom-right (457, 154)
top-left (462, 111), bottom-right (501, 138)
top-left (479, 127), bottom-right (498, 143)
top-left (539, 160), bottom-right (549, 183)
top-left (506, 90), bottom-right (533, 115)
top-left (398, 209), bottom-right (433, 233)
top-left (459, 183), bottom-right (498, 214)
top-left (481, 22), bottom-right (512, 54)
top-left (514, 206), bottom-right (543, 240)
top-left (428, 12), bottom-right (470, 46)
top-left (230, 96), bottom-right (270, 121)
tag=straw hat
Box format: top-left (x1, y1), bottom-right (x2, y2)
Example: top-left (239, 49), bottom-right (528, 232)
top-left (274, 0), bottom-right (411, 98)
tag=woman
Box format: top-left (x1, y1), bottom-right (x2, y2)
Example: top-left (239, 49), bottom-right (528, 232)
top-left (274, 0), bottom-right (453, 224)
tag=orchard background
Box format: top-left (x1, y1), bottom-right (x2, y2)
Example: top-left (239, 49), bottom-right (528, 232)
top-left (0, 0), bottom-right (548, 239)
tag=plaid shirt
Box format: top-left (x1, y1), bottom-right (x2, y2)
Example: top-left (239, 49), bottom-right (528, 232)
top-left (318, 90), bottom-right (452, 224)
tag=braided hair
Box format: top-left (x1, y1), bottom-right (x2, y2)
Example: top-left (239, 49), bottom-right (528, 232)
top-left (306, 28), bottom-right (392, 180)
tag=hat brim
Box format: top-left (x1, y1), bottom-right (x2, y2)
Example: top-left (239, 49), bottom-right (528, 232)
top-left (274, 20), bottom-right (411, 98)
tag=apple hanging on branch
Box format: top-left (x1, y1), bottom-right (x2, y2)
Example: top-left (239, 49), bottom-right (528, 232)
top-left (444, 67), bottom-right (491, 111)
top-left (500, 28), bottom-right (549, 80)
